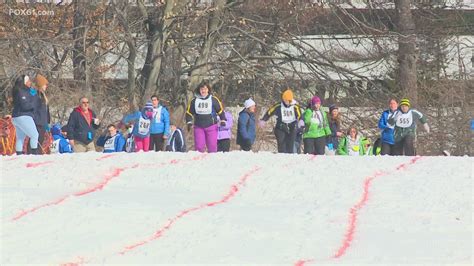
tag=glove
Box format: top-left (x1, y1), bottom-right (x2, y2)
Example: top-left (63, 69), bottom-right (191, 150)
top-left (220, 120), bottom-right (226, 127)
top-left (423, 123), bottom-right (430, 133)
top-left (258, 120), bottom-right (266, 128)
top-left (44, 124), bottom-right (51, 132)
top-left (187, 123), bottom-right (193, 132)
top-left (327, 143), bottom-right (334, 151)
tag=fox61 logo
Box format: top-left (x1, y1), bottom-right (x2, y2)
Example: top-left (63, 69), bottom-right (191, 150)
top-left (8, 8), bottom-right (54, 16)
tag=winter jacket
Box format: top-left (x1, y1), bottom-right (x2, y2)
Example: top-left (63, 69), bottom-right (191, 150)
top-left (388, 108), bottom-right (427, 142)
top-left (261, 101), bottom-right (302, 134)
top-left (217, 111), bottom-right (234, 140)
top-left (237, 109), bottom-right (256, 146)
top-left (123, 110), bottom-right (152, 138)
top-left (12, 86), bottom-right (38, 118)
top-left (327, 116), bottom-right (341, 151)
top-left (186, 91), bottom-right (226, 128)
top-left (33, 93), bottom-right (50, 127)
top-left (303, 109), bottom-right (331, 139)
top-left (166, 127), bottom-right (186, 152)
top-left (338, 135), bottom-right (366, 156)
top-left (97, 133), bottom-right (126, 153)
top-left (378, 109), bottom-right (396, 145)
top-left (50, 124), bottom-right (72, 154)
top-left (150, 105), bottom-right (170, 136)
top-left (66, 107), bottom-right (100, 145)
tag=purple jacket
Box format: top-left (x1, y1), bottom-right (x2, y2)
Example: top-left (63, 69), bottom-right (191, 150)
top-left (217, 111), bottom-right (234, 140)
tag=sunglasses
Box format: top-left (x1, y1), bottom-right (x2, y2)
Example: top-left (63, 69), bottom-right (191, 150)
top-left (81, 101), bottom-right (89, 104)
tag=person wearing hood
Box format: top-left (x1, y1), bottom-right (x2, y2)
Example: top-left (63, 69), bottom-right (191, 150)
top-left (50, 123), bottom-right (73, 154)
top-left (237, 98), bottom-right (257, 151)
top-left (388, 98), bottom-right (430, 156)
top-left (303, 96), bottom-right (331, 155)
top-left (123, 101), bottom-right (154, 152)
top-left (66, 97), bottom-right (100, 152)
top-left (185, 81), bottom-right (226, 153)
top-left (217, 109), bottom-right (234, 152)
top-left (11, 75), bottom-right (40, 155)
top-left (260, 88), bottom-right (302, 153)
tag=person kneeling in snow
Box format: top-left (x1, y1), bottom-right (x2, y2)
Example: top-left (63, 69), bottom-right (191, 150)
top-left (166, 123), bottom-right (186, 152)
top-left (122, 101), bottom-right (154, 152)
top-left (96, 124), bottom-right (126, 153)
top-left (50, 124), bottom-right (73, 154)
top-left (337, 127), bottom-right (367, 156)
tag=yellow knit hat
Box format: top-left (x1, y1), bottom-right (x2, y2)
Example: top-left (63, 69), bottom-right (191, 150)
top-left (35, 74), bottom-right (48, 88)
top-left (281, 89), bottom-right (293, 101)
top-left (400, 98), bottom-right (410, 107)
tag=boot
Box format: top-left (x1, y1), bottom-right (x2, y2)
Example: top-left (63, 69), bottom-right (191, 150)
top-left (16, 151), bottom-right (23, 155)
top-left (30, 148), bottom-right (38, 155)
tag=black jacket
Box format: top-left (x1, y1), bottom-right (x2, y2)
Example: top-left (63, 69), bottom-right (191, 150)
top-left (166, 128), bottom-right (186, 152)
top-left (185, 94), bottom-right (226, 128)
top-left (33, 94), bottom-right (50, 126)
top-left (66, 107), bottom-right (100, 144)
top-left (12, 86), bottom-right (38, 118)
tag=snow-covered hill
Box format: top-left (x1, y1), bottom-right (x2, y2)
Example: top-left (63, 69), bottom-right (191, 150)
top-left (0, 152), bottom-right (472, 265)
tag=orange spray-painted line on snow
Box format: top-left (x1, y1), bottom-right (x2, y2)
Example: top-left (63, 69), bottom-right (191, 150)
top-left (293, 156), bottom-right (423, 266)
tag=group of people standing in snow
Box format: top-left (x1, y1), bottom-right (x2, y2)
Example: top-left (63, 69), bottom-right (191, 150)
top-left (7, 74), bottom-right (429, 156)
top-left (257, 89), bottom-right (430, 156)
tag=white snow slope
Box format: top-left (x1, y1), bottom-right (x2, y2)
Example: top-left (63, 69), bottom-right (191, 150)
top-left (0, 152), bottom-right (472, 266)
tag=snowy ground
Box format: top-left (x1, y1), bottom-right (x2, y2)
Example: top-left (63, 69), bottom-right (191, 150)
top-left (0, 152), bottom-right (472, 266)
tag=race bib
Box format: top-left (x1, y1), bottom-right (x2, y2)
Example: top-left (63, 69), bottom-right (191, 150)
top-left (395, 112), bottom-right (413, 128)
top-left (195, 98), bottom-right (212, 115)
top-left (50, 139), bottom-right (60, 154)
top-left (104, 135), bottom-right (117, 151)
top-left (138, 117), bottom-right (151, 135)
top-left (281, 105), bottom-right (296, 124)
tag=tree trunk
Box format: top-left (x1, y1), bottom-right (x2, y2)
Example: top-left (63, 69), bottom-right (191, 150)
top-left (395, 0), bottom-right (418, 104)
top-left (187, 0), bottom-right (227, 101)
top-left (72, 0), bottom-right (86, 87)
top-left (140, 0), bottom-right (189, 104)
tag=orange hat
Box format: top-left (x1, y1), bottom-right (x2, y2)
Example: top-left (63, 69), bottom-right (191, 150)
top-left (35, 74), bottom-right (48, 88)
top-left (281, 89), bottom-right (293, 101)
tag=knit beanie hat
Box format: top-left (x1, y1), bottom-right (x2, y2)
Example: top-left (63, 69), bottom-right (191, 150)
top-left (35, 74), bottom-right (48, 88)
top-left (244, 98), bottom-right (256, 109)
top-left (311, 96), bottom-right (321, 105)
top-left (281, 89), bottom-right (293, 101)
top-left (144, 101), bottom-right (153, 110)
top-left (400, 98), bottom-right (410, 107)
top-left (329, 104), bottom-right (338, 113)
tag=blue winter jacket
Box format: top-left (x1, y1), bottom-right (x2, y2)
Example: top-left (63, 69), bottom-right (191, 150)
top-left (51, 125), bottom-right (73, 154)
top-left (236, 109), bottom-right (256, 146)
top-left (123, 110), bottom-right (152, 138)
top-left (378, 109), bottom-right (395, 145)
top-left (97, 133), bottom-right (126, 153)
top-left (150, 105), bottom-right (170, 136)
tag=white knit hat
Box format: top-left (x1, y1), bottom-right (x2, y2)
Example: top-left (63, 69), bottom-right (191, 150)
top-left (24, 75), bottom-right (30, 85)
top-left (244, 98), bottom-right (256, 109)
